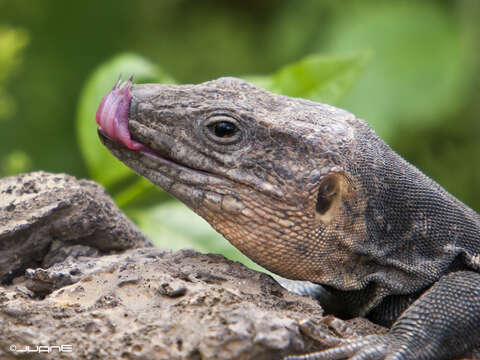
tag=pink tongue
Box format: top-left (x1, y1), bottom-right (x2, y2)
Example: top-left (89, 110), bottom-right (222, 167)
top-left (96, 78), bottom-right (146, 151)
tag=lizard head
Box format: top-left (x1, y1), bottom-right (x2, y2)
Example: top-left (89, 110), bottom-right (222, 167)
top-left (97, 76), bottom-right (369, 289)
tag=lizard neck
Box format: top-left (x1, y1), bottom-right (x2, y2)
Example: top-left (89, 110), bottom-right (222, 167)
top-left (349, 122), bottom-right (480, 295)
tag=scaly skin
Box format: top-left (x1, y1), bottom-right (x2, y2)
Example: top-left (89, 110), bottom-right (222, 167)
top-left (97, 77), bottom-right (480, 359)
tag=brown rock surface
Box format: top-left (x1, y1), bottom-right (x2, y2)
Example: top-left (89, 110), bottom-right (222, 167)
top-left (0, 172), bottom-right (384, 359)
top-left (0, 172), bottom-right (151, 284)
top-left (1, 247), bottom-right (385, 360)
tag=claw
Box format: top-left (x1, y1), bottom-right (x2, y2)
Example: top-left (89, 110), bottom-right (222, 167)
top-left (284, 334), bottom-right (401, 360)
top-left (299, 319), bottom-right (347, 347)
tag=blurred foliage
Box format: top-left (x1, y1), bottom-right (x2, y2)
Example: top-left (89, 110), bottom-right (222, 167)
top-left (0, 26), bottom-right (27, 120)
top-left (0, 26), bottom-right (29, 175)
top-left (1, 149), bottom-right (31, 176)
top-left (0, 0), bottom-right (479, 269)
top-left (325, 1), bottom-right (471, 137)
top-left (247, 51), bottom-right (371, 105)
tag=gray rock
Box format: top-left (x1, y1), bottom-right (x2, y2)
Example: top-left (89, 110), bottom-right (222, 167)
top-left (0, 172), bottom-right (383, 359)
top-left (0, 172), bottom-right (151, 283)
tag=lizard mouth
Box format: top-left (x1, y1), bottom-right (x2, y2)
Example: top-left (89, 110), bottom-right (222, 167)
top-left (96, 77), bottom-right (217, 182)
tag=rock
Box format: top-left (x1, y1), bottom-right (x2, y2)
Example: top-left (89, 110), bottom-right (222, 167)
top-left (1, 248), bottom-right (348, 360)
top-left (0, 172), bottom-right (152, 284)
top-left (0, 172), bottom-right (384, 359)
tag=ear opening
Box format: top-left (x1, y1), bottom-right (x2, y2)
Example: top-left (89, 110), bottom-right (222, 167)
top-left (315, 174), bottom-right (339, 215)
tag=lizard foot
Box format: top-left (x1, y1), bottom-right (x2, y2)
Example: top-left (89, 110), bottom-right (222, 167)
top-left (285, 317), bottom-right (408, 360)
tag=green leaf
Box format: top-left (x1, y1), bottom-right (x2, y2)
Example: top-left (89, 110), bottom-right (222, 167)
top-left (246, 52), bottom-right (370, 105)
top-left (76, 53), bottom-right (175, 187)
top-left (325, 1), bottom-right (471, 140)
top-left (132, 201), bottom-right (271, 275)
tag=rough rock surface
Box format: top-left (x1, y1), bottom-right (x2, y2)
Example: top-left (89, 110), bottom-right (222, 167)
top-left (1, 248), bottom-right (385, 360)
top-left (0, 172), bottom-right (385, 359)
top-left (0, 172), bottom-right (151, 284)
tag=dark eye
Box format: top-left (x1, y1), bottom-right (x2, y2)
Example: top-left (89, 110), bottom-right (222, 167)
top-left (209, 121), bottom-right (237, 138)
top-left (203, 115), bottom-right (242, 145)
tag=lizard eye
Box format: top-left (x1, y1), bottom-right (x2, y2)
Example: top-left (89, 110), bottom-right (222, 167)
top-left (204, 115), bottom-right (241, 144)
top-left (209, 121), bottom-right (237, 138)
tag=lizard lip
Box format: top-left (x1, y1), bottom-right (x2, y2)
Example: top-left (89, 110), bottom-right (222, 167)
top-left (96, 76), bottom-right (148, 151)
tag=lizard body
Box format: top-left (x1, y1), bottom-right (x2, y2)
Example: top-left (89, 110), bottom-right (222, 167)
top-left (96, 77), bottom-right (480, 359)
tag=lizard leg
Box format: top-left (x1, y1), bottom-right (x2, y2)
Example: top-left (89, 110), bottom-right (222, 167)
top-left (286, 271), bottom-right (480, 360)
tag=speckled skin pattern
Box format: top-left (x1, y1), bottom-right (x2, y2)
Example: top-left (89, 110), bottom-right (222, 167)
top-left (99, 77), bottom-right (480, 359)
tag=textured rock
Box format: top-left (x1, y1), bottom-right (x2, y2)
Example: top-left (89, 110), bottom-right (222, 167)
top-left (1, 248), bottom-right (328, 359)
top-left (0, 172), bottom-right (385, 359)
top-left (0, 172), bottom-right (151, 283)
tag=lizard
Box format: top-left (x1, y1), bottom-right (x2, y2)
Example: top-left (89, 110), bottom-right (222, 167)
top-left (95, 76), bottom-right (480, 359)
